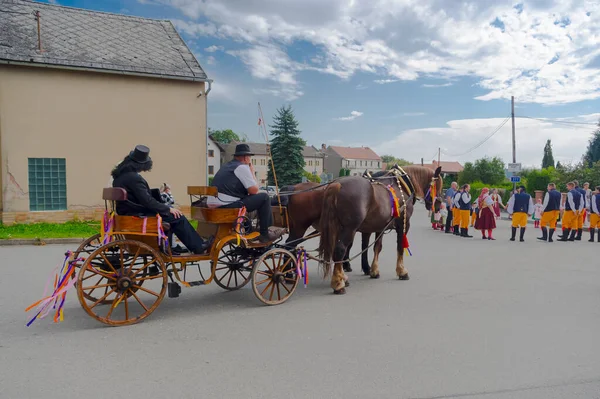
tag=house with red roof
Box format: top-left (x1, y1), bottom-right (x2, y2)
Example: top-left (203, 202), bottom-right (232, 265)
top-left (323, 145), bottom-right (383, 177)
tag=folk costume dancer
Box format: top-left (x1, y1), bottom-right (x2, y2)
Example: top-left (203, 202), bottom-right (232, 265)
top-left (589, 186), bottom-right (600, 242)
top-left (452, 187), bottom-right (462, 236)
top-left (457, 184), bottom-right (473, 238)
top-left (558, 182), bottom-right (584, 242)
top-left (537, 183), bottom-right (561, 242)
top-left (507, 185), bottom-right (534, 242)
top-left (444, 182), bottom-right (458, 234)
top-left (470, 200), bottom-right (478, 227)
top-left (573, 180), bottom-right (587, 241)
top-left (491, 189), bottom-right (505, 219)
top-left (474, 187), bottom-right (497, 240)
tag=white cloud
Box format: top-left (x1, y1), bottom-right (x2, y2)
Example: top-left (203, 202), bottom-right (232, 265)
top-left (356, 84), bottom-right (368, 90)
top-left (372, 113), bottom-right (600, 168)
top-left (205, 45), bottom-right (224, 52)
top-left (158, 0), bottom-right (600, 104)
top-left (48, 0), bottom-right (58, 3)
top-left (403, 112), bottom-right (426, 116)
top-left (206, 55), bottom-right (216, 65)
top-left (422, 82), bottom-right (453, 88)
top-left (335, 110), bottom-right (364, 121)
top-left (374, 79), bottom-right (400, 84)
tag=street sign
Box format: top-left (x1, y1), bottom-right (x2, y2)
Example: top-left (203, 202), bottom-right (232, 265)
top-left (507, 163), bottom-right (522, 172)
top-left (510, 176), bottom-right (521, 183)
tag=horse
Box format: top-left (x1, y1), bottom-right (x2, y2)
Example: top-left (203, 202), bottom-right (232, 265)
top-left (317, 165), bottom-right (441, 294)
top-left (355, 165), bottom-right (443, 276)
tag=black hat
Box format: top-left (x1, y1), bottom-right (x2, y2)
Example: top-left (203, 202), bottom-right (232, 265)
top-left (233, 143), bottom-right (254, 156)
top-left (518, 185), bottom-right (526, 191)
top-left (129, 145), bottom-right (151, 164)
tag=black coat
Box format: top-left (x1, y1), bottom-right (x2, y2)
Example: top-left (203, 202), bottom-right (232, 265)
top-left (112, 172), bottom-right (170, 217)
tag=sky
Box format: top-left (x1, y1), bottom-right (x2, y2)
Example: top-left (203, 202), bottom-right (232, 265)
top-left (43, 0), bottom-right (600, 168)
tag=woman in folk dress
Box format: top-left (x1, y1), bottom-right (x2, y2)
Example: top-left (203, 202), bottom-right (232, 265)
top-left (490, 188), bottom-right (505, 219)
top-left (474, 187), bottom-right (497, 240)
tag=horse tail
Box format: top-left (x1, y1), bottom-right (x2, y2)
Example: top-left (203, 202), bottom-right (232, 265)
top-left (318, 182), bottom-right (342, 277)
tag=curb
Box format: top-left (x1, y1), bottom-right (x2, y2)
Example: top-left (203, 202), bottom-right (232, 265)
top-left (0, 237), bottom-right (86, 246)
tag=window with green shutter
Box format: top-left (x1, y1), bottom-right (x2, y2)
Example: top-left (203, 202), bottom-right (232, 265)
top-left (28, 158), bottom-right (67, 211)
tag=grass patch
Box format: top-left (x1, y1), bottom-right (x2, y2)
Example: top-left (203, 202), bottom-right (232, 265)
top-left (0, 221), bottom-right (101, 240)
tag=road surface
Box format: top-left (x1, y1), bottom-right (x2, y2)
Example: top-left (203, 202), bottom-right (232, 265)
top-left (1, 206), bottom-right (599, 399)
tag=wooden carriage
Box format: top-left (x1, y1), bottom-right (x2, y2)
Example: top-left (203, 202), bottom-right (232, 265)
top-left (74, 186), bottom-right (299, 327)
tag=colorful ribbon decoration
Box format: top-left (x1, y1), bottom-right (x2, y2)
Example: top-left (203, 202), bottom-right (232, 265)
top-left (25, 251), bottom-right (83, 326)
top-left (156, 214), bottom-right (169, 252)
top-left (403, 234), bottom-right (412, 256)
top-left (100, 210), bottom-right (115, 245)
top-left (296, 249), bottom-right (308, 287)
top-left (387, 185), bottom-right (401, 218)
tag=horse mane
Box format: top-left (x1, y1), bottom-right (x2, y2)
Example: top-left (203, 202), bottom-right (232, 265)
top-left (366, 165), bottom-right (442, 199)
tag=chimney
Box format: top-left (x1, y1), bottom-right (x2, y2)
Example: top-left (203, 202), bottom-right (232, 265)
top-left (33, 10), bottom-right (43, 52)
top-left (321, 144), bottom-right (326, 150)
top-left (421, 158), bottom-right (424, 165)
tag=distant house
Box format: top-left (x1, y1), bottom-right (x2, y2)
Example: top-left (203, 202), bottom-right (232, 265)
top-left (207, 136), bottom-right (225, 178)
top-left (417, 160), bottom-right (464, 177)
top-left (302, 146), bottom-right (326, 176)
top-left (324, 145), bottom-right (382, 177)
top-left (0, 0), bottom-right (211, 224)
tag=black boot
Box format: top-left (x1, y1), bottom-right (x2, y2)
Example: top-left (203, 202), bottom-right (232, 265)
top-left (519, 227), bottom-right (526, 242)
top-left (510, 227), bottom-right (517, 241)
top-left (568, 229), bottom-right (577, 241)
top-left (537, 227), bottom-right (547, 241)
top-left (589, 229), bottom-right (596, 242)
top-left (548, 228), bottom-right (555, 242)
top-left (454, 226), bottom-right (460, 235)
top-left (575, 228), bottom-right (583, 240)
top-left (464, 228), bottom-right (472, 238)
top-left (558, 228), bottom-right (570, 241)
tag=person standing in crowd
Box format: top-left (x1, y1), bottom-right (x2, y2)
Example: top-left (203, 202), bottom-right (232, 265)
top-left (573, 180), bottom-right (587, 240)
top-left (474, 187), bottom-right (497, 240)
top-left (444, 181), bottom-right (458, 234)
top-left (558, 182), bottom-right (584, 242)
top-left (532, 198), bottom-right (543, 228)
top-left (507, 185), bottom-right (534, 242)
top-left (538, 183), bottom-right (561, 242)
top-left (470, 199), bottom-right (478, 227)
top-left (458, 184), bottom-right (473, 238)
top-left (584, 182), bottom-right (592, 225)
top-left (589, 186), bottom-right (600, 242)
top-left (453, 186), bottom-right (463, 236)
top-left (440, 202), bottom-right (448, 232)
top-left (490, 188), bottom-right (505, 219)
top-left (160, 183), bottom-right (175, 207)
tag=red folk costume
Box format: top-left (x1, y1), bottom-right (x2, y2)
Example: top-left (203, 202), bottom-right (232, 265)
top-left (474, 188), bottom-right (497, 240)
top-left (491, 192), bottom-right (503, 218)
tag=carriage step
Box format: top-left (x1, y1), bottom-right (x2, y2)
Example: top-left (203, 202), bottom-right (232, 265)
top-left (168, 282), bottom-right (181, 298)
top-left (187, 280), bottom-right (206, 287)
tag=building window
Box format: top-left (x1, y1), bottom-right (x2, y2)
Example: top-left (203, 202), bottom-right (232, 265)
top-left (208, 165), bottom-right (214, 175)
top-left (360, 160), bottom-right (363, 167)
top-left (377, 162), bottom-right (380, 168)
top-left (316, 161), bottom-right (320, 166)
top-left (261, 159), bottom-right (266, 166)
top-left (308, 160), bottom-right (313, 166)
top-left (370, 161), bottom-right (373, 167)
top-left (252, 159), bottom-right (257, 165)
top-left (208, 149), bottom-right (214, 157)
top-left (28, 158), bottom-right (67, 211)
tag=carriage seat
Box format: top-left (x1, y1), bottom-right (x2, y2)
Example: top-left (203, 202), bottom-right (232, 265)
top-left (102, 187), bottom-right (171, 232)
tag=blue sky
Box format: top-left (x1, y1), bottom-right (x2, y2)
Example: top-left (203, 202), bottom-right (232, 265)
top-left (44, 0), bottom-right (600, 167)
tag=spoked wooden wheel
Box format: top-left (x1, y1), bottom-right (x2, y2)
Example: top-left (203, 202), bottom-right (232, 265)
top-left (213, 238), bottom-right (254, 291)
top-left (251, 248), bottom-right (299, 305)
top-left (77, 240), bottom-right (167, 326)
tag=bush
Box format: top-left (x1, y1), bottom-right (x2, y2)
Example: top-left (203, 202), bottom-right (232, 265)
top-left (303, 170), bottom-right (321, 183)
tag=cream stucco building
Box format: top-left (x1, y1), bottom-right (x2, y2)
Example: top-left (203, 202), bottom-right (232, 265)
top-left (0, 0), bottom-right (211, 224)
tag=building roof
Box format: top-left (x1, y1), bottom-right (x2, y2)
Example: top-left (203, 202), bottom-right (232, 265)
top-left (328, 146), bottom-right (381, 160)
top-left (302, 145), bottom-right (325, 158)
top-left (208, 135), bottom-right (226, 152)
top-left (0, 0), bottom-right (207, 81)
top-left (418, 160), bottom-right (464, 174)
top-left (226, 141), bottom-right (268, 156)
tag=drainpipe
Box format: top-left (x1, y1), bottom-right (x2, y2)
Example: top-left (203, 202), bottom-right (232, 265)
top-left (204, 80), bottom-right (213, 185)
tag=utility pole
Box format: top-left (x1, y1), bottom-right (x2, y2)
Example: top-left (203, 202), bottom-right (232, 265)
top-left (511, 96), bottom-right (517, 192)
top-left (438, 147), bottom-right (441, 166)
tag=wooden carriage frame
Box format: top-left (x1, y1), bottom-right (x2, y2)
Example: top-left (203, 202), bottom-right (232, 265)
top-left (72, 186), bottom-right (299, 327)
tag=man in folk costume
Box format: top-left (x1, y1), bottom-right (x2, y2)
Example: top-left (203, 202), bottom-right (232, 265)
top-left (444, 181), bottom-right (458, 234)
top-left (573, 180), bottom-right (587, 240)
top-left (474, 187), bottom-right (497, 240)
top-left (457, 184), bottom-right (473, 238)
top-left (588, 186), bottom-right (600, 242)
top-left (452, 187), bottom-right (462, 236)
top-left (507, 185), bottom-right (534, 242)
top-left (537, 182), bottom-right (561, 242)
top-left (558, 182), bottom-right (584, 242)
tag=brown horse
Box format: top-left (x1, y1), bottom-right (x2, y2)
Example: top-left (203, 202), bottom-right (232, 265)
top-left (317, 165), bottom-right (441, 294)
top-left (355, 165), bottom-right (443, 275)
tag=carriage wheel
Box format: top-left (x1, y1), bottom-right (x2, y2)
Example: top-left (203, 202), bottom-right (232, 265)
top-left (77, 240), bottom-right (167, 326)
top-left (251, 248), bottom-right (299, 305)
top-left (72, 234), bottom-right (109, 303)
top-left (213, 238), bottom-right (254, 291)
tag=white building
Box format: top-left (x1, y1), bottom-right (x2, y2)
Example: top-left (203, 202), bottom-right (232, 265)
top-left (207, 135), bottom-right (225, 180)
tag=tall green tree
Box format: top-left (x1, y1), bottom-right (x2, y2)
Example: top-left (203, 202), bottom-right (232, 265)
top-left (209, 128), bottom-right (246, 144)
top-left (458, 156), bottom-right (506, 185)
top-left (584, 120), bottom-right (600, 167)
top-left (267, 105), bottom-right (305, 186)
top-left (381, 155), bottom-right (411, 168)
top-left (542, 139), bottom-right (555, 169)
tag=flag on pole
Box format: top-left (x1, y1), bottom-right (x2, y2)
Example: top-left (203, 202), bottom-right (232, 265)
top-left (258, 118), bottom-right (262, 126)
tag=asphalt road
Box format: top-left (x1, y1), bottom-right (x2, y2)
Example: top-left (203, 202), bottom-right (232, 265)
top-left (2, 206), bottom-right (600, 399)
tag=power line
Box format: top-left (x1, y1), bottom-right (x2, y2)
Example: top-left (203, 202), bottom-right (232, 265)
top-left (518, 115), bottom-right (599, 127)
top-left (441, 116), bottom-right (511, 157)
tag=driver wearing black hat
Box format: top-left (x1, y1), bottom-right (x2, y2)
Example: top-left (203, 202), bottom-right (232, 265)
top-left (111, 145), bottom-right (213, 254)
top-left (209, 143), bottom-right (282, 243)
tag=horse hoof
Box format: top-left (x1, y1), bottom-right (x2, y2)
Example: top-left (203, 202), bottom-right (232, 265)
top-left (345, 280), bottom-right (350, 287)
top-left (333, 288), bottom-right (346, 295)
top-left (370, 273), bottom-right (380, 279)
top-left (398, 274), bottom-right (410, 280)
